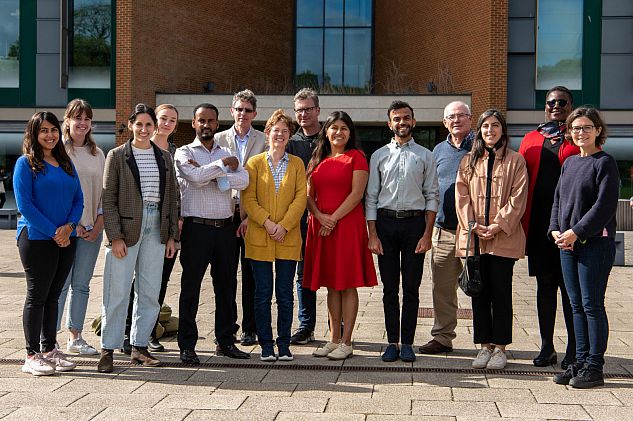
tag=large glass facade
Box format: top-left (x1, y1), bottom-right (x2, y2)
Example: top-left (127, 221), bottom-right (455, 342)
top-left (296, 0), bottom-right (372, 92)
top-left (68, 0), bottom-right (112, 89)
top-left (0, 0), bottom-right (20, 88)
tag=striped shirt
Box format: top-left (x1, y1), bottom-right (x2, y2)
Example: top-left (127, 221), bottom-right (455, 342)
top-left (132, 146), bottom-right (160, 203)
top-left (267, 152), bottom-right (289, 192)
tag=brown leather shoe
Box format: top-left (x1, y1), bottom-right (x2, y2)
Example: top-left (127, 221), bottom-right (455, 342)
top-left (419, 339), bottom-right (453, 354)
top-left (131, 346), bottom-right (162, 367)
top-left (97, 349), bottom-right (114, 373)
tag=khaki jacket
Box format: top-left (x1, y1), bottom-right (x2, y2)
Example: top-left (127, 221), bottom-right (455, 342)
top-left (455, 147), bottom-right (528, 259)
top-left (103, 140), bottom-right (179, 247)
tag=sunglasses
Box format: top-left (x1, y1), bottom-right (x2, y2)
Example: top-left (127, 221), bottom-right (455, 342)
top-left (234, 107), bottom-right (254, 113)
top-left (546, 99), bottom-right (568, 108)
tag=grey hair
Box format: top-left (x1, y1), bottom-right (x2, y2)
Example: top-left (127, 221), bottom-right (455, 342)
top-left (443, 101), bottom-right (471, 117)
top-left (293, 88), bottom-right (319, 108)
top-left (232, 89), bottom-right (257, 110)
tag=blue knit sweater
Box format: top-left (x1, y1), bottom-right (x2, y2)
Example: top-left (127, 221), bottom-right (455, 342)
top-left (549, 150), bottom-right (619, 241)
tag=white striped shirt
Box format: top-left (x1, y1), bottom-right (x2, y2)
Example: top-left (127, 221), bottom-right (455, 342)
top-left (132, 146), bottom-right (160, 203)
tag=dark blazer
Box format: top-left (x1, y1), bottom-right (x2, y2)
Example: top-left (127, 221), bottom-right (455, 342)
top-left (103, 140), bottom-right (179, 246)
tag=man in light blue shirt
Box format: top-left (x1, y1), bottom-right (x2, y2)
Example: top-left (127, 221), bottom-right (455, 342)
top-left (366, 100), bottom-right (439, 363)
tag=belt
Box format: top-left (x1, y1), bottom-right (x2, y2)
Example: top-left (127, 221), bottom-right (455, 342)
top-left (378, 208), bottom-right (424, 219)
top-left (185, 216), bottom-right (233, 227)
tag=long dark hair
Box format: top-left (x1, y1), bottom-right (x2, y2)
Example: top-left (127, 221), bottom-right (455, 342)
top-left (23, 111), bottom-right (75, 176)
top-left (468, 109), bottom-right (508, 178)
top-left (307, 111), bottom-right (361, 176)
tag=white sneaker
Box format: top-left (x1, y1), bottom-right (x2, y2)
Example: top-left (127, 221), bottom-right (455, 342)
top-left (486, 348), bottom-right (508, 370)
top-left (67, 337), bottom-right (99, 355)
top-left (327, 343), bottom-right (353, 360)
top-left (472, 347), bottom-right (493, 369)
top-left (44, 348), bottom-right (76, 372)
top-left (312, 342), bottom-right (339, 357)
top-left (22, 353), bottom-right (55, 376)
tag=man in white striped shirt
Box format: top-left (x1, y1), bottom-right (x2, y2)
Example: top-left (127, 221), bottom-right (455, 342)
top-left (175, 103), bottom-right (250, 363)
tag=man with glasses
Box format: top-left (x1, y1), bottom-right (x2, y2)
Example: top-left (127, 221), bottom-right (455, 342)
top-left (215, 89), bottom-right (266, 347)
top-left (419, 101), bottom-right (474, 354)
top-left (287, 88), bottom-right (321, 345)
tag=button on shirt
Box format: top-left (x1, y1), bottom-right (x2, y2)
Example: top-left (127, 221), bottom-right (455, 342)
top-left (175, 138), bottom-right (249, 219)
top-left (366, 139), bottom-right (439, 220)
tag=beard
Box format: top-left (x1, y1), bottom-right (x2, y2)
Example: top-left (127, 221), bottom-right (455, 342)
top-left (197, 128), bottom-right (214, 140)
top-left (392, 124), bottom-right (412, 138)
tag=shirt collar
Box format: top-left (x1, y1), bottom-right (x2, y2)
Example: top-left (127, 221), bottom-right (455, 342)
top-left (267, 151), bottom-right (289, 163)
top-left (445, 130), bottom-right (474, 150)
top-left (389, 138), bottom-right (415, 149)
top-left (192, 137), bottom-right (221, 152)
top-left (233, 126), bottom-right (252, 142)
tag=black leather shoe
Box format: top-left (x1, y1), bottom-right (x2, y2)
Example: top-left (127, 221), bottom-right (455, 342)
top-left (240, 332), bottom-right (257, 346)
top-left (533, 351), bottom-right (557, 367)
top-left (216, 344), bottom-right (250, 359)
top-left (180, 349), bottom-right (200, 365)
top-left (120, 337), bottom-right (132, 355)
top-left (148, 338), bottom-right (165, 352)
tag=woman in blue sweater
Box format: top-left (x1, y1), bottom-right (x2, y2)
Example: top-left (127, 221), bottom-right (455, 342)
top-left (549, 106), bottom-right (620, 389)
top-left (14, 112), bottom-right (83, 376)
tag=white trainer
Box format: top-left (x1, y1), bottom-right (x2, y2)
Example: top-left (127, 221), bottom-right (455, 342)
top-left (486, 348), bottom-right (508, 370)
top-left (44, 348), bottom-right (77, 372)
top-left (312, 341), bottom-right (339, 357)
top-left (67, 337), bottom-right (99, 355)
top-left (472, 347), bottom-right (493, 369)
top-left (22, 353), bottom-right (55, 376)
top-left (327, 343), bottom-right (353, 360)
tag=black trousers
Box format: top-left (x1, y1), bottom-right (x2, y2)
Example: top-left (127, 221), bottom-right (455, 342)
top-left (178, 218), bottom-right (236, 350)
top-left (18, 230), bottom-right (76, 354)
top-left (376, 214), bottom-right (426, 345)
top-left (125, 251), bottom-right (178, 341)
top-left (472, 254), bottom-right (515, 345)
top-left (231, 210), bottom-right (256, 334)
top-left (536, 270), bottom-right (576, 358)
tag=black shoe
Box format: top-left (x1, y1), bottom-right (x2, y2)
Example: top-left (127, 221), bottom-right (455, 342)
top-left (180, 349), bottom-right (200, 365)
top-left (569, 368), bottom-right (604, 389)
top-left (553, 363), bottom-right (582, 385)
top-left (148, 338), bottom-right (165, 352)
top-left (216, 344), bottom-right (250, 359)
top-left (290, 329), bottom-right (315, 345)
top-left (561, 353), bottom-right (575, 370)
top-left (533, 350), bottom-right (557, 367)
top-left (120, 337), bottom-right (132, 355)
top-left (240, 332), bottom-right (257, 346)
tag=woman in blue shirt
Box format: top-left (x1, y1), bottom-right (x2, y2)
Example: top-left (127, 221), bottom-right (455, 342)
top-left (14, 111), bottom-right (83, 376)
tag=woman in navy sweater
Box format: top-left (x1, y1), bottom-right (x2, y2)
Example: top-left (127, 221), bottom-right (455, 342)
top-left (549, 106), bottom-right (619, 389)
top-left (14, 112), bottom-right (83, 376)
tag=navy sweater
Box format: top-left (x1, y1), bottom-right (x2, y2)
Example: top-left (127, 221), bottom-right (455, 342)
top-left (549, 151), bottom-right (619, 241)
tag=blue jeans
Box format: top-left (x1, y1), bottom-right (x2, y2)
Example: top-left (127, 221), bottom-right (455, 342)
top-left (296, 219), bottom-right (316, 331)
top-left (560, 237), bottom-right (615, 373)
top-left (101, 204), bottom-right (165, 349)
top-left (57, 232), bottom-right (103, 331)
top-left (251, 259), bottom-right (296, 348)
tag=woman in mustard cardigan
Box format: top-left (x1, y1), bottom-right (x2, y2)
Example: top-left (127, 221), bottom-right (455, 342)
top-left (242, 109), bottom-right (307, 362)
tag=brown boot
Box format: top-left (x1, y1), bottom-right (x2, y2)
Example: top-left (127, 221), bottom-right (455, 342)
top-left (131, 346), bottom-right (162, 367)
top-left (97, 349), bottom-right (114, 373)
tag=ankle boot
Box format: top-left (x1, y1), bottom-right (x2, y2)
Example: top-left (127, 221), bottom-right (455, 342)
top-left (97, 349), bottom-right (114, 373)
top-left (131, 346), bottom-right (162, 367)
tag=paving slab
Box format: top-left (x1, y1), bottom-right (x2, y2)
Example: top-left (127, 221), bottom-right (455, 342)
top-left (154, 394), bottom-right (247, 410)
top-left (1, 406), bottom-right (104, 421)
top-left (184, 410), bottom-right (278, 420)
top-left (238, 396), bottom-right (328, 413)
top-left (91, 407), bottom-right (191, 420)
top-left (496, 402), bottom-right (591, 420)
top-left (411, 400), bottom-right (499, 417)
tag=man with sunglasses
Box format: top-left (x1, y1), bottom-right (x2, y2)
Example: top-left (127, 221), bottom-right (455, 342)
top-left (519, 86), bottom-right (579, 370)
top-left (215, 89), bottom-right (266, 347)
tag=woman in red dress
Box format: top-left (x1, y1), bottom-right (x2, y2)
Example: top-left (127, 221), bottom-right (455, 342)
top-left (303, 111), bottom-right (378, 360)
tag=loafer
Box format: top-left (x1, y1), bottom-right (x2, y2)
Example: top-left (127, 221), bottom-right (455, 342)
top-left (148, 338), bottom-right (165, 352)
top-left (419, 339), bottom-right (453, 354)
top-left (216, 344), bottom-right (250, 359)
top-left (180, 349), bottom-right (200, 365)
top-left (120, 337), bottom-right (132, 355)
top-left (569, 368), bottom-right (604, 389)
top-left (381, 344), bottom-right (399, 362)
top-left (399, 344), bottom-right (416, 362)
top-left (240, 332), bottom-right (257, 346)
top-left (97, 349), bottom-right (114, 373)
top-left (533, 350), bottom-right (557, 367)
top-left (131, 346), bottom-right (162, 367)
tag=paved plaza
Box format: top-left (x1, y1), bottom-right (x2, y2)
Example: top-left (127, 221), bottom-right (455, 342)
top-left (0, 228), bottom-right (632, 420)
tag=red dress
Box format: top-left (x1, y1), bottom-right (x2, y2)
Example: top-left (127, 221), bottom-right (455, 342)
top-left (303, 149), bottom-right (378, 291)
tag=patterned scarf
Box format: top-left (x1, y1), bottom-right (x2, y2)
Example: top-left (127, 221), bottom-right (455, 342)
top-left (537, 121), bottom-right (566, 141)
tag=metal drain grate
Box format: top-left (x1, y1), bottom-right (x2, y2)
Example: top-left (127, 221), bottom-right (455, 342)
top-left (418, 307), bottom-right (473, 319)
top-left (1, 358), bottom-right (631, 379)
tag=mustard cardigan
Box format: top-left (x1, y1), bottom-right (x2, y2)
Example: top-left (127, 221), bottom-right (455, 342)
top-left (242, 152), bottom-right (307, 262)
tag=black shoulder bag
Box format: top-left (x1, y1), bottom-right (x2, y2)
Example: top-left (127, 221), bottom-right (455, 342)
top-left (459, 221), bottom-right (483, 297)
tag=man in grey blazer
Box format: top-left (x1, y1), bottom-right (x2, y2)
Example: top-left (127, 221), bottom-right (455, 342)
top-left (214, 89), bottom-right (266, 346)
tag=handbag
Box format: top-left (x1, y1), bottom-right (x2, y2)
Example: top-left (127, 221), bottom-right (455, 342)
top-left (459, 221), bottom-right (483, 297)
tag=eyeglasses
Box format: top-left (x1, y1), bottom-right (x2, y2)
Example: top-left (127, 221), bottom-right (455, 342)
top-left (294, 106), bottom-right (316, 114)
top-left (444, 113), bottom-right (471, 121)
top-left (570, 125), bottom-right (595, 134)
top-left (234, 107), bottom-right (254, 113)
top-left (546, 99), bottom-right (569, 108)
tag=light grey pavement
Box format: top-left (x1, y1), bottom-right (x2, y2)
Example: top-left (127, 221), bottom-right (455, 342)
top-left (1, 228), bottom-right (632, 420)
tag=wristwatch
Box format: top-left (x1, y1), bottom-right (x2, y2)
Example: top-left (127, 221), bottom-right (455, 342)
top-left (67, 222), bottom-right (77, 230)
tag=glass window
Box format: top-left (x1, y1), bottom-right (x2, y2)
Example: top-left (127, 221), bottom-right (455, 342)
top-left (324, 29), bottom-right (343, 88)
top-left (536, 0), bottom-right (583, 90)
top-left (344, 28), bottom-right (371, 89)
top-left (297, 0), bottom-right (324, 27)
top-left (345, 0), bottom-right (372, 26)
top-left (68, 0), bottom-right (112, 89)
top-left (325, 0), bottom-right (343, 26)
top-left (296, 28), bottom-right (323, 89)
top-left (0, 0), bottom-right (20, 88)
